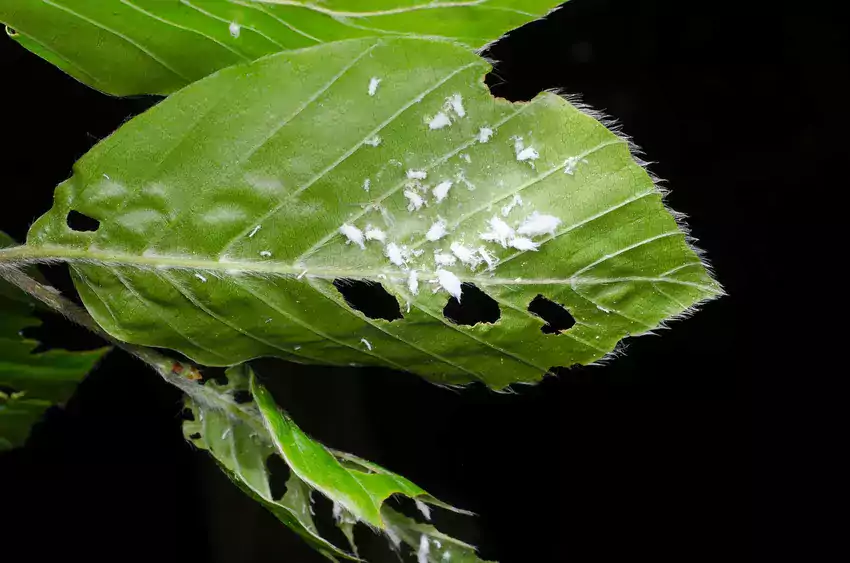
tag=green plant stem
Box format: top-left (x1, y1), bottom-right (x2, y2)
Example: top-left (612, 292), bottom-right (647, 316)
top-left (0, 264), bottom-right (263, 430)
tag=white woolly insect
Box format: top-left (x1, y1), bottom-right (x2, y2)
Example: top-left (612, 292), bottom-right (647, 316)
top-left (450, 242), bottom-right (482, 268)
top-left (332, 501), bottom-right (343, 522)
top-left (563, 155), bottom-right (588, 175)
top-left (479, 216), bottom-right (515, 248)
top-left (425, 218), bottom-right (448, 242)
top-left (443, 552), bottom-right (452, 561)
top-left (513, 136), bottom-right (539, 162)
top-left (385, 243), bottom-right (406, 267)
top-left (460, 153), bottom-right (472, 163)
top-left (478, 127), bottom-right (494, 143)
top-left (417, 534), bottom-right (430, 563)
top-left (248, 225), bottom-right (261, 238)
top-left (432, 180), bottom-right (453, 203)
top-left (509, 236), bottom-right (539, 251)
top-left (517, 212), bottom-right (561, 237)
top-left (433, 252), bottom-right (456, 266)
top-left (363, 178), bottom-right (371, 192)
top-left (228, 22), bottom-right (241, 38)
top-left (339, 224), bottom-right (365, 249)
top-left (404, 189), bottom-right (426, 211)
top-left (428, 112), bottom-right (452, 130)
top-left (294, 345), bottom-right (302, 350)
top-left (407, 169), bottom-right (427, 180)
top-left (364, 135), bottom-right (382, 146)
top-left (445, 93), bottom-right (466, 117)
top-left (259, 250), bottom-right (272, 258)
top-left (414, 499), bottom-right (432, 521)
top-left (368, 77), bottom-right (381, 96)
top-left (501, 194), bottom-right (523, 217)
top-left (194, 273), bottom-right (207, 283)
top-left (408, 270), bottom-right (419, 295)
top-left (360, 338), bottom-right (372, 351)
top-left (478, 246), bottom-right (497, 270)
top-left (437, 269), bottom-right (462, 301)
top-left (364, 226), bottom-right (386, 243)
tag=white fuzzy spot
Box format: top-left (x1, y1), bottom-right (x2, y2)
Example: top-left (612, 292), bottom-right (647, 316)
top-left (385, 243), bottom-right (406, 267)
top-left (425, 218), bottom-right (448, 242)
top-left (432, 180), bottom-right (453, 203)
top-left (443, 552), bottom-right (452, 561)
top-left (294, 345), bottom-right (302, 350)
top-left (434, 252), bottom-right (456, 266)
top-left (445, 93), bottom-right (466, 117)
top-left (368, 77), bottom-right (381, 96)
top-left (460, 153), bottom-right (471, 163)
top-left (456, 170), bottom-right (476, 191)
top-left (509, 236), bottom-right (539, 251)
top-left (364, 226), bottom-right (386, 243)
top-left (297, 269), bottom-right (308, 279)
top-left (360, 338), bottom-right (372, 351)
top-left (478, 246), bottom-right (497, 270)
top-left (478, 127), bottom-right (494, 143)
top-left (513, 136), bottom-right (539, 163)
top-left (417, 534), bottom-right (430, 563)
top-left (437, 269), bottom-right (462, 301)
top-left (414, 499), bottom-right (432, 521)
top-left (450, 242), bottom-right (482, 268)
top-left (103, 173), bottom-right (111, 180)
top-left (332, 501), bottom-right (342, 522)
top-left (563, 155), bottom-right (588, 175)
top-left (229, 22), bottom-right (241, 37)
top-left (404, 189), bottom-right (426, 211)
top-left (194, 273), bottom-right (207, 283)
top-left (408, 270), bottom-right (419, 295)
top-left (412, 248), bottom-right (424, 257)
top-left (364, 135), bottom-right (382, 146)
top-left (428, 112), bottom-right (452, 130)
top-left (479, 216), bottom-right (515, 248)
top-left (363, 178), bottom-right (371, 192)
top-left (501, 194), bottom-right (523, 217)
top-left (259, 250), bottom-right (272, 258)
top-left (407, 169), bottom-right (427, 180)
top-left (339, 224), bottom-right (365, 249)
top-left (517, 212), bottom-right (561, 237)
top-left (248, 225), bottom-right (261, 238)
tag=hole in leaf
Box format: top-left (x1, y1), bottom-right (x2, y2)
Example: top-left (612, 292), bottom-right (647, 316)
top-left (179, 408), bottom-right (195, 421)
top-left (6, 26), bottom-right (18, 38)
top-left (232, 390), bottom-right (252, 404)
top-left (265, 454), bottom-right (291, 501)
top-left (199, 367), bottom-right (228, 386)
top-left (66, 210), bottom-right (100, 232)
top-left (333, 279), bottom-right (403, 321)
top-left (528, 295), bottom-right (576, 334)
top-left (188, 432), bottom-right (202, 440)
top-left (443, 284), bottom-right (500, 326)
top-left (311, 493), bottom-right (353, 549)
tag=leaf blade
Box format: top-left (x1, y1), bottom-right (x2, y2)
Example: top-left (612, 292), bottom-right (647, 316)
top-left (0, 0), bottom-right (564, 96)
top-left (23, 37), bottom-right (721, 388)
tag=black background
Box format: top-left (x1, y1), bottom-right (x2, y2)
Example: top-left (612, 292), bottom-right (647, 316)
top-left (1, 1), bottom-right (845, 562)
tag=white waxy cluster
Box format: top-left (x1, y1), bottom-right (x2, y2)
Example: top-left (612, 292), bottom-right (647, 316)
top-left (338, 224), bottom-right (365, 249)
top-left (368, 77), bottom-right (381, 96)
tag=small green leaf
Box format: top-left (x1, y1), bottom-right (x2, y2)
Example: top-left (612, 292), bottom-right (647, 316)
top-left (0, 0), bottom-right (563, 96)
top-left (0, 233), bottom-right (109, 451)
top-left (381, 506), bottom-right (493, 563)
top-left (183, 367), bottom-right (356, 560)
top-left (21, 37), bottom-right (720, 389)
top-left (184, 364), bottom-right (478, 560)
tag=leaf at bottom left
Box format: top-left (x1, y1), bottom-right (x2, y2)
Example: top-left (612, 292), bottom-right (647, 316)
top-left (0, 231), bottom-right (109, 451)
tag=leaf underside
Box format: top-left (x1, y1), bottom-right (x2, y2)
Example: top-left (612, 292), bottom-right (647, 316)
top-left (0, 233), bottom-right (108, 451)
top-left (185, 365), bottom-right (487, 561)
top-left (25, 37), bottom-right (721, 389)
top-left (0, 0), bottom-right (563, 96)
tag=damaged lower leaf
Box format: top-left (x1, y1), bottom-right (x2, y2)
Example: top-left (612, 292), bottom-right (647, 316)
top-left (185, 364), bottom-right (482, 561)
top-left (11, 37), bottom-right (721, 389)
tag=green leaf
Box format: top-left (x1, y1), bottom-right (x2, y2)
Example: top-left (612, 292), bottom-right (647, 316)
top-left (0, 0), bottom-right (563, 96)
top-left (184, 364), bottom-right (480, 560)
top-left (18, 37), bottom-right (721, 389)
top-left (0, 233), bottom-right (109, 451)
top-left (381, 506), bottom-right (493, 563)
top-left (183, 367), bottom-right (356, 560)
